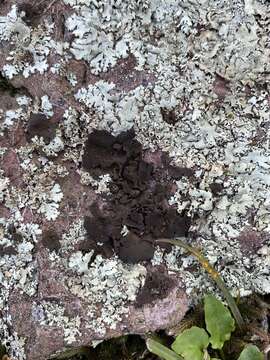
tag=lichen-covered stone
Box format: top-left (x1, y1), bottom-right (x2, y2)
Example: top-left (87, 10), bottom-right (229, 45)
top-left (0, 0), bottom-right (270, 359)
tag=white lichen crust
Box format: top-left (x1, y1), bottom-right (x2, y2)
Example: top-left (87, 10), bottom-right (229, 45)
top-left (67, 252), bottom-right (146, 336)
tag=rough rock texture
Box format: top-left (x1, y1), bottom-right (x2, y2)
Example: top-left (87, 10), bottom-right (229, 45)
top-left (1, 0), bottom-right (270, 359)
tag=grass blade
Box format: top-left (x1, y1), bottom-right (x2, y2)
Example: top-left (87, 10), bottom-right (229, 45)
top-left (146, 338), bottom-right (184, 360)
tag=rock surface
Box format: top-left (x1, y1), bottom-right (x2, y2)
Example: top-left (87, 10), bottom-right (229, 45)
top-left (0, 0), bottom-right (270, 359)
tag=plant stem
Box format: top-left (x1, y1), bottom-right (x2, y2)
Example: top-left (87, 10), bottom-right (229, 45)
top-left (156, 238), bottom-right (244, 330)
top-left (146, 338), bottom-right (184, 360)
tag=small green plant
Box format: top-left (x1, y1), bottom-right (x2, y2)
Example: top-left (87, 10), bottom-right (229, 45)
top-left (146, 295), bottom-right (264, 360)
top-left (157, 238), bottom-right (244, 329)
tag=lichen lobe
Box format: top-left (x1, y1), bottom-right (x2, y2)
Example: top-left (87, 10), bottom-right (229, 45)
top-left (82, 129), bottom-right (191, 263)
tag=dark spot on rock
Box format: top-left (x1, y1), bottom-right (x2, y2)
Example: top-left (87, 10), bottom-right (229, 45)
top-left (0, 245), bottom-right (17, 256)
top-left (42, 229), bottom-right (61, 253)
top-left (22, 51), bottom-right (35, 66)
top-left (209, 182), bottom-right (224, 196)
top-left (161, 108), bottom-right (178, 125)
top-left (84, 211), bottom-right (115, 248)
top-left (166, 208), bottom-right (191, 237)
top-left (83, 129), bottom-right (192, 263)
top-left (67, 196), bottom-right (77, 209)
top-left (118, 233), bottom-right (154, 263)
top-left (82, 129), bottom-right (142, 177)
top-left (82, 130), bottom-right (117, 173)
top-left (142, 78), bottom-right (149, 87)
top-left (195, 22), bottom-right (208, 35)
top-left (135, 269), bottom-right (176, 307)
top-left (26, 113), bottom-right (56, 144)
top-left (0, 73), bottom-right (17, 96)
top-left (0, 74), bottom-right (32, 100)
top-left (7, 223), bottom-right (23, 243)
top-left (168, 165), bottom-right (194, 179)
top-left (18, 3), bottom-right (44, 27)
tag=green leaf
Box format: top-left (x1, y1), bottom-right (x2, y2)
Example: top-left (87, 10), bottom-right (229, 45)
top-left (146, 338), bottom-right (184, 360)
top-left (204, 294), bottom-right (235, 349)
top-left (237, 345), bottom-right (264, 360)
top-left (171, 326), bottom-right (209, 360)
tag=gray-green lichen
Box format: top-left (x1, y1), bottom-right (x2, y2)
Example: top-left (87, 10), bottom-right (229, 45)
top-left (62, 0), bottom-right (270, 301)
top-left (67, 252), bottom-right (146, 335)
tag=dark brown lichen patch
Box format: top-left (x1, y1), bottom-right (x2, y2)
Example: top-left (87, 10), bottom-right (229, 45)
top-left (209, 182), bottom-right (224, 196)
top-left (7, 223), bottom-right (23, 243)
top-left (161, 108), bottom-right (178, 125)
top-left (0, 245), bottom-right (17, 256)
top-left (83, 129), bottom-right (192, 264)
top-left (26, 113), bottom-right (56, 144)
top-left (135, 268), bottom-right (176, 307)
top-left (0, 73), bottom-right (32, 100)
top-left (0, 73), bottom-right (17, 96)
top-left (18, 3), bottom-right (45, 27)
top-left (118, 233), bottom-right (155, 263)
top-left (42, 229), bottom-right (61, 253)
